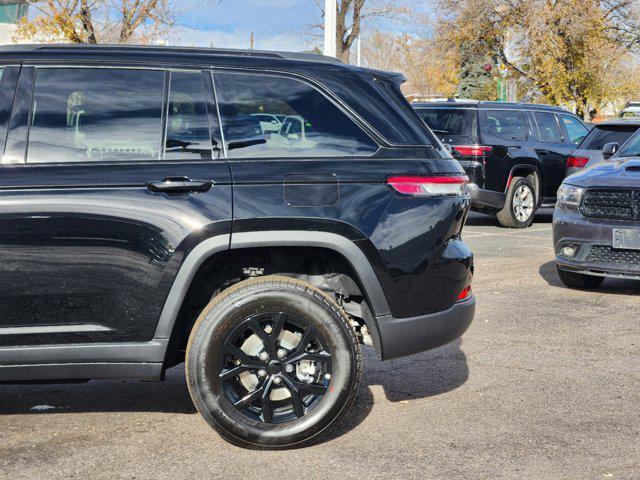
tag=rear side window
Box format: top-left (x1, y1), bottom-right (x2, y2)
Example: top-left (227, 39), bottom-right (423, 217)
top-left (0, 66), bottom-right (19, 153)
top-left (213, 72), bottom-right (378, 159)
top-left (581, 125), bottom-right (639, 150)
top-left (560, 115), bottom-right (588, 145)
top-left (27, 68), bottom-right (164, 163)
top-left (484, 110), bottom-right (526, 140)
top-left (533, 112), bottom-right (562, 143)
top-left (417, 109), bottom-right (473, 137)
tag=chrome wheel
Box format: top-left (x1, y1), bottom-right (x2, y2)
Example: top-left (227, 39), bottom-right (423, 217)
top-left (512, 184), bottom-right (534, 222)
top-left (218, 311), bottom-right (332, 424)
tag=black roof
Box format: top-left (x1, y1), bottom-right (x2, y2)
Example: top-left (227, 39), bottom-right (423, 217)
top-left (412, 100), bottom-right (567, 113)
top-left (0, 43), bottom-right (344, 65)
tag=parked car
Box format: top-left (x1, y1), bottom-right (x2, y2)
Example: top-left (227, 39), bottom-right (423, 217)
top-left (619, 101), bottom-right (640, 118)
top-left (0, 45), bottom-right (475, 449)
top-left (554, 152), bottom-right (640, 288)
top-left (565, 118), bottom-right (640, 176)
top-left (414, 101), bottom-right (589, 228)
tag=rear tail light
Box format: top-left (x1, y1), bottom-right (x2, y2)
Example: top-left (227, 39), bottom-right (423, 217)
top-left (386, 175), bottom-right (468, 196)
top-left (566, 155), bottom-right (589, 168)
top-left (457, 285), bottom-right (472, 301)
top-left (452, 145), bottom-right (492, 157)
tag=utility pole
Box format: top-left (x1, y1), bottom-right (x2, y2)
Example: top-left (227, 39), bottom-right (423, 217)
top-left (356, 35), bottom-right (361, 66)
top-left (250, 32), bottom-right (254, 50)
top-left (324, 0), bottom-right (337, 57)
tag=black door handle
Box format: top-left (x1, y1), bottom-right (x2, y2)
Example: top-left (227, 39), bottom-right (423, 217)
top-left (147, 177), bottom-right (213, 193)
top-left (537, 149), bottom-right (550, 155)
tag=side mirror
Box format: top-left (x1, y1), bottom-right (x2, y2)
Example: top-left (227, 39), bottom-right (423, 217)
top-left (602, 142), bottom-right (619, 159)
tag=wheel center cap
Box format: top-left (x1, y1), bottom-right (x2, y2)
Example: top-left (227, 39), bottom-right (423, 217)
top-left (267, 360), bottom-right (281, 374)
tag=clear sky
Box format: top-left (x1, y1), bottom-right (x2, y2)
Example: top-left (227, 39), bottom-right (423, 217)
top-left (170, 0), bottom-right (432, 51)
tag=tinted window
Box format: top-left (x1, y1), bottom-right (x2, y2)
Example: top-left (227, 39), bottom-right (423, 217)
top-left (484, 110), bottom-right (526, 140)
top-left (0, 67), bottom-right (19, 153)
top-left (534, 112), bottom-right (562, 143)
top-left (417, 109), bottom-right (473, 137)
top-left (27, 68), bottom-right (164, 163)
top-left (560, 115), bottom-right (588, 145)
top-left (165, 71), bottom-right (213, 160)
top-left (581, 125), bottom-right (639, 150)
top-left (614, 130), bottom-right (640, 158)
top-left (214, 72), bottom-right (377, 158)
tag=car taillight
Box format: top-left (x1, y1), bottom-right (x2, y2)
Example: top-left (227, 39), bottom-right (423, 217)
top-left (566, 155), bottom-right (589, 168)
top-left (452, 145), bottom-right (492, 157)
top-left (457, 285), bottom-right (472, 301)
top-left (386, 175), bottom-right (469, 196)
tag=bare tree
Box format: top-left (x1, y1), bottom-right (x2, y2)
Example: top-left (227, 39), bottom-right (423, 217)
top-left (17, 0), bottom-right (184, 44)
top-left (314, 0), bottom-right (409, 62)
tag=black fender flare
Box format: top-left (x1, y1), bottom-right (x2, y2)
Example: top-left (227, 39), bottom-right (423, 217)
top-left (506, 163), bottom-right (541, 201)
top-left (153, 231), bottom-right (391, 341)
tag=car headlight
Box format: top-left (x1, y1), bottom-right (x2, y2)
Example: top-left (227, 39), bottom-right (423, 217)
top-left (557, 184), bottom-right (584, 207)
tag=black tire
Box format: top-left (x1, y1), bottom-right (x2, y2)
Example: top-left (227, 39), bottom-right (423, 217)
top-left (185, 275), bottom-right (361, 449)
top-left (556, 266), bottom-right (605, 289)
top-left (496, 176), bottom-right (537, 228)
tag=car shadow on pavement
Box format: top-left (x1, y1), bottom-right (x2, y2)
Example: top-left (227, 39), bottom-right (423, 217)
top-left (539, 260), bottom-right (640, 294)
top-left (313, 338), bottom-right (468, 445)
top-left (0, 367), bottom-right (197, 415)
top-left (1, 339), bottom-right (468, 446)
top-left (465, 209), bottom-right (553, 227)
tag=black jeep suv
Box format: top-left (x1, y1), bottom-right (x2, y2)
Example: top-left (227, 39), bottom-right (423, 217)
top-left (414, 101), bottom-right (589, 228)
top-left (0, 45), bottom-right (474, 449)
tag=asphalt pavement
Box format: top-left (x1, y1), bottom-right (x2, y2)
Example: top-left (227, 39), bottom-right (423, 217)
top-left (1, 210), bottom-right (639, 479)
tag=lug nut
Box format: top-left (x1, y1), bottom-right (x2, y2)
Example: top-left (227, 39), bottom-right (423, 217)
top-left (285, 364), bottom-right (294, 373)
top-left (277, 348), bottom-right (286, 359)
top-left (273, 376), bottom-right (282, 385)
top-left (259, 351), bottom-right (269, 362)
top-left (257, 369), bottom-right (267, 378)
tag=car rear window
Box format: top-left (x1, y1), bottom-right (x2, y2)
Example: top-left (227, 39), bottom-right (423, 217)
top-left (417, 108), bottom-right (473, 137)
top-left (580, 125), bottom-right (639, 150)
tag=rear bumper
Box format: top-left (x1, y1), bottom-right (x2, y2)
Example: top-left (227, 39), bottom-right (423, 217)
top-left (553, 206), bottom-right (640, 278)
top-left (375, 297), bottom-right (476, 360)
top-left (468, 183), bottom-right (506, 210)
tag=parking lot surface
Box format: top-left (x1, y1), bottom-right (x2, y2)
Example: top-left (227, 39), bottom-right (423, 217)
top-left (1, 211), bottom-right (638, 480)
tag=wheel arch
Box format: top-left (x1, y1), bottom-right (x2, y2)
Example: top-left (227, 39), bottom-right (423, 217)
top-left (506, 164), bottom-right (541, 202)
top-left (153, 231), bottom-right (390, 364)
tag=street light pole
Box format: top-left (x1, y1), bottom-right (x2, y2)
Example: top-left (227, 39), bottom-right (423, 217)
top-left (324, 0), bottom-right (337, 57)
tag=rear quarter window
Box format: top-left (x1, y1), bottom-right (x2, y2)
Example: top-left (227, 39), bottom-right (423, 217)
top-left (417, 108), bottom-right (474, 137)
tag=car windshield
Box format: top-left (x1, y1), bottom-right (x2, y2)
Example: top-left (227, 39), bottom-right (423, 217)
top-left (580, 125), bottom-right (639, 150)
top-left (416, 108), bottom-right (473, 136)
top-left (615, 129), bottom-right (640, 158)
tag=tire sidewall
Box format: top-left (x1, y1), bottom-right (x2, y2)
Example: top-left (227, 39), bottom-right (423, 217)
top-left (186, 280), bottom-right (357, 448)
top-left (507, 177), bottom-right (536, 227)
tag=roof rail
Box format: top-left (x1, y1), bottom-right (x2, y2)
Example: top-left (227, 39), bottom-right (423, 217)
top-left (0, 44), bottom-right (343, 65)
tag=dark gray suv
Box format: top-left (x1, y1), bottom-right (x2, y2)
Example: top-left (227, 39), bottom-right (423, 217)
top-left (554, 135), bottom-right (640, 287)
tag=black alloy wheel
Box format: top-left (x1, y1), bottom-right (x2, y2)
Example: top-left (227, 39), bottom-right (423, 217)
top-left (218, 311), bottom-right (332, 424)
top-left (186, 276), bottom-right (361, 449)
